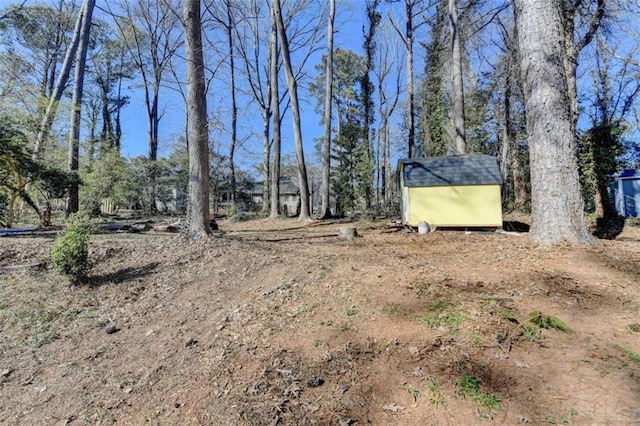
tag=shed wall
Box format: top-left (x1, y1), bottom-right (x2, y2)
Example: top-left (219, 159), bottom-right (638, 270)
top-left (406, 184), bottom-right (502, 227)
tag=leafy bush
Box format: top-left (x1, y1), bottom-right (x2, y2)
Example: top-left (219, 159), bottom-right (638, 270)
top-left (51, 213), bottom-right (91, 284)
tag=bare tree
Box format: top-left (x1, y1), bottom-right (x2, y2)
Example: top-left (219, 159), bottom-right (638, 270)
top-left (206, 0), bottom-right (241, 207)
top-left (33, 1), bottom-right (85, 159)
top-left (107, 0), bottom-right (182, 212)
top-left (389, 0), bottom-right (429, 158)
top-left (184, 0), bottom-right (211, 236)
top-left (514, 0), bottom-right (591, 245)
top-left (67, 0), bottom-right (96, 215)
top-left (561, 0), bottom-right (606, 138)
top-left (235, 0), bottom-right (273, 214)
top-left (320, 0), bottom-right (335, 219)
top-left (374, 22), bottom-right (403, 206)
top-left (269, 3), bottom-right (281, 218)
top-left (273, 0), bottom-right (311, 220)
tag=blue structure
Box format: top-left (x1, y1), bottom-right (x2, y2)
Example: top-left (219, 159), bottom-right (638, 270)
top-left (612, 170), bottom-right (640, 218)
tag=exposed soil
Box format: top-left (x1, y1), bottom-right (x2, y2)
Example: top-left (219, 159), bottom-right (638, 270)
top-left (1, 215), bottom-right (640, 425)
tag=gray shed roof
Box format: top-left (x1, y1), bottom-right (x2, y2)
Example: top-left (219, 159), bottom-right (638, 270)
top-left (398, 154), bottom-right (502, 187)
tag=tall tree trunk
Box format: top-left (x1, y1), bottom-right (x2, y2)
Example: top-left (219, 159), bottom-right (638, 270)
top-left (381, 115), bottom-right (389, 203)
top-left (512, 142), bottom-right (526, 211)
top-left (184, 0), bottom-right (210, 236)
top-left (362, 0), bottom-right (379, 209)
top-left (226, 0), bottom-right (238, 206)
top-left (269, 4), bottom-right (281, 219)
top-left (514, 0), bottom-right (591, 245)
top-left (405, 0), bottom-right (415, 158)
top-left (66, 0), bottom-right (95, 216)
top-left (261, 110), bottom-right (271, 215)
top-left (449, 0), bottom-right (466, 154)
top-left (114, 52), bottom-right (125, 153)
top-left (500, 27), bottom-right (514, 199)
top-left (561, 0), bottom-right (605, 140)
top-left (273, 0), bottom-right (311, 220)
top-left (320, 0), bottom-right (335, 219)
top-left (33, 1), bottom-right (85, 159)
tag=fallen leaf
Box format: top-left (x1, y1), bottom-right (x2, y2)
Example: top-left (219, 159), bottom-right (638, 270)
top-left (382, 403), bottom-right (405, 412)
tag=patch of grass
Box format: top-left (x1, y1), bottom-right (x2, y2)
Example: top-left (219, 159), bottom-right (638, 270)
top-left (407, 385), bottom-right (421, 402)
top-left (428, 299), bottom-right (453, 312)
top-left (499, 310), bottom-right (516, 321)
top-left (30, 328), bottom-right (59, 348)
top-left (525, 310), bottom-right (570, 332)
top-left (316, 265), bottom-right (330, 279)
top-left (626, 323), bottom-right (640, 333)
top-left (545, 415), bottom-right (569, 424)
top-left (522, 324), bottom-right (540, 338)
top-left (338, 321), bottom-right (350, 332)
top-left (426, 379), bottom-right (445, 407)
top-left (381, 303), bottom-right (400, 315)
top-left (418, 312), bottom-right (464, 328)
top-left (412, 282), bottom-right (435, 298)
top-left (617, 345), bottom-right (640, 365)
top-left (346, 306), bottom-right (358, 316)
top-left (457, 373), bottom-right (502, 411)
top-left (458, 373), bottom-right (481, 397)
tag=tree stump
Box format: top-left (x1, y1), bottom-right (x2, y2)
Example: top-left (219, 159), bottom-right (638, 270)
top-left (339, 227), bottom-right (358, 241)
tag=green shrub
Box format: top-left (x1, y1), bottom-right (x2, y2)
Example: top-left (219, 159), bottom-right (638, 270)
top-left (51, 213), bottom-right (91, 284)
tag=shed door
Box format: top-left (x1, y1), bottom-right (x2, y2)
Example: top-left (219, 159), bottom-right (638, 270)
top-left (622, 179), bottom-right (640, 217)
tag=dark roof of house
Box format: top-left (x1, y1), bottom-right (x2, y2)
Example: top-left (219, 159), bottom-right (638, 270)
top-left (398, 154), bottom-right (502, 187)
top-left (245, 176), bottom-right (299, 195)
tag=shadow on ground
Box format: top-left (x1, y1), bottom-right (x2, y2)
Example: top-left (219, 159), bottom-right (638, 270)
top-left (88, 262), bottom-right (159, 286)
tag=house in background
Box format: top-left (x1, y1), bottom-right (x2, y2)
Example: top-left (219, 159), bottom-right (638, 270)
top-left (611, 169), bottom-right (640, 217)
top-left (244, 176), bottom-right (303, 215)
top-left (397, 154), bottom-right (503, 228)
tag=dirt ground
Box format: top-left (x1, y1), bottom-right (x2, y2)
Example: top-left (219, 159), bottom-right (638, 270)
top-left (1, 214), bottom-right (640, 425)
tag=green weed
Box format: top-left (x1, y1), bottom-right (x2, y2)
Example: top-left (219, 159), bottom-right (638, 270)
top-left (499, 310), bottom-right (516, 321)
top-left (617, 345), bottom-right (640, 365)
top-left (457, 373), bottom-right (502, 411)
top-left (426, 379), bottom-right (445, 407)
top-left (407, 385), bottom-right (421, 402)
top-left (418, 312), bottom-right (464, 328)
top-left (525, 310), bottom-right (570, 332)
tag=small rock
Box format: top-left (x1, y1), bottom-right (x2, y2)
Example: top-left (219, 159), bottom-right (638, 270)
top-left (306, 377), bottom-right (324, 388)
top-left (105, 324), bottom-right (119, 334)
top-left (184, 338), bottom-right (198, 348)
top-left (1, 369), bottom-right (11, 378)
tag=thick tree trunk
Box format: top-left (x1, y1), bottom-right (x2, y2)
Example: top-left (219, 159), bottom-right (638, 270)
top-left (66, 0), bottom-right (95, 216)
top-left (269, 5), bottom-right (281, 219)
top-left (320, 0), bottom-right (335, 219)
top-left (514, 0), bottom-right (591, 245)
top-left (184, 0), bottom-right (210, 236)
top-left (273, 0), bottom-right (311, 220)
top-left (449, 0), bottom-right (466, 154)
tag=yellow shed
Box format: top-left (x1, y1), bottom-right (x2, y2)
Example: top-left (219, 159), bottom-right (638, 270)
top-left (397, 154), bottom-right (503, 228)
